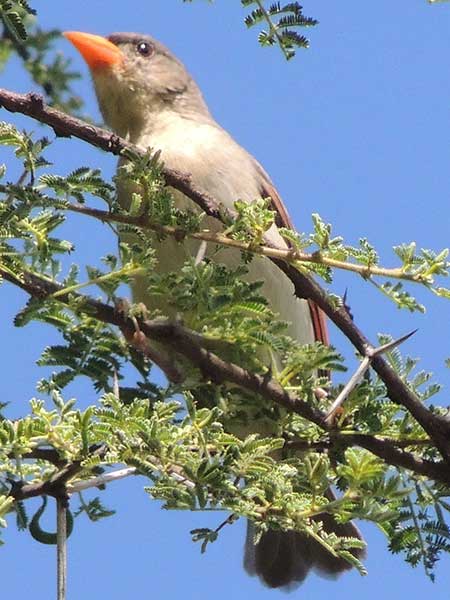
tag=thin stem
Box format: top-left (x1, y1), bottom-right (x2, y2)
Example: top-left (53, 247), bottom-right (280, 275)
top-left (215, 513), bottom-right (238, 534)
top-left (67, 461), bottom-right (196, 494)
top-left (62, 202), bottom-right (427, 284)
top-left (56, 498), bottom-right (67, 600)
top-left (50, 266), bottom-right (144, 298)
top-left (67, 467), bottom-right (137, 493)
top-left (253, 0), bottom-right (292, 60)
top-left (401, 474), bottom-right (432, 579)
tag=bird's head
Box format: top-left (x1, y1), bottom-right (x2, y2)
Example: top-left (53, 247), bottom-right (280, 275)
top-left (64, 31), bottom-right (210, 139)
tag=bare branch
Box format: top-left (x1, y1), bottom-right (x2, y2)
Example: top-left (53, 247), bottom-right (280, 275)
top-left (66, 467), bottom-right (137, 494)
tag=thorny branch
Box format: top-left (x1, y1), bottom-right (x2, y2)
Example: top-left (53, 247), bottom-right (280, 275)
top-left (2, 266), bottom-right (450, 490)
top-left (54, 202), bottom-right (430, 283)
top-left (324, 331), bottom-right (418, 425)
top-left (1, 87), bottom-right (450, 486)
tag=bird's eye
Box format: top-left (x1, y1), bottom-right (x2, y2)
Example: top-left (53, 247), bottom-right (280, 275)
top-left (136, 41), bottom-right (153, 57)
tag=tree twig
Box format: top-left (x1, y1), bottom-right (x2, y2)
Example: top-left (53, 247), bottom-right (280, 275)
top-left (66, 467), bottom-right (137, 494)
top-left (53, 202), bottom-right (429, 283)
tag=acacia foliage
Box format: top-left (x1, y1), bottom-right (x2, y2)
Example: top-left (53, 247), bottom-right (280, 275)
top-left (0, 0), bottom-right (449, 583)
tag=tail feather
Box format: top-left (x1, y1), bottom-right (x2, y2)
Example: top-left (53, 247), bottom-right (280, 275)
top-left (244, 517), bottom-right (366, 590)
top-left (245, 524), bottom-right (312, 589)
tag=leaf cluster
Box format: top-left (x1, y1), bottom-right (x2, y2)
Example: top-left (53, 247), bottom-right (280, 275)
top-left (0, 2), bottom-right (83, 113)
top-left (183, 0), bottom-right (318, 60)
top-left (241, 1), bottom-right (318, 60)
top-left (0, 0), bottom-right (35, 42)
top-left (281, 213), bottom-right (448, 310)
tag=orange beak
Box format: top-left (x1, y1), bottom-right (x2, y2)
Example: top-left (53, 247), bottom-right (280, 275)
top-left (63, 31), bottom-right (123, 70)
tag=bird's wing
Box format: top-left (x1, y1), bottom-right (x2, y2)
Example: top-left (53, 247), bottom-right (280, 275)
top-left (254, 160), bottom-right (296, 230)
top-left (254, 159), bottom-right (329, 346)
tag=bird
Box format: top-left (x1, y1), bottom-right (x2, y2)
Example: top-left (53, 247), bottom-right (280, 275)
top-left (64, 30), bottom-right (365, 589)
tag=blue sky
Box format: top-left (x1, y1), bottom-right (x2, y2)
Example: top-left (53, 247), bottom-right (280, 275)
top-left (1, 1), bottom-right (450, 598)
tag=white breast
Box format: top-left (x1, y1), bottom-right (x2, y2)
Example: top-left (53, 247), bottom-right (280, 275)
top-left (119, 115), bottom-right (314, 346)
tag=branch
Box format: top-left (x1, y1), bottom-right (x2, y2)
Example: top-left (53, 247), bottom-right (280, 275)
top-left (10, 461), bottom-right (82, 502)
top-left (66, 467), bottom-right (137, 493)
top-left (0, 88), bottom-right (224, 219)
top-left (341, 434), bottom-right (450, 483)
top-left (8, 444), bottom-right (107, 502)
top-left (12, 454), bottom-right (194, 503)
top-left (287, 433), bottom-right (450, 484)
top-left (60, 202), bottom-right (430, 283)
top-left (1, 87), bottom-right (449, 462)
top-left (2, 266), bottom-right (450, 487)
top-left (0, 267), bottom-right (324, 428)
top-left (274, 256), bottom-right (450, 461)
top-left (21, 448), bottom-right (66, 466)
